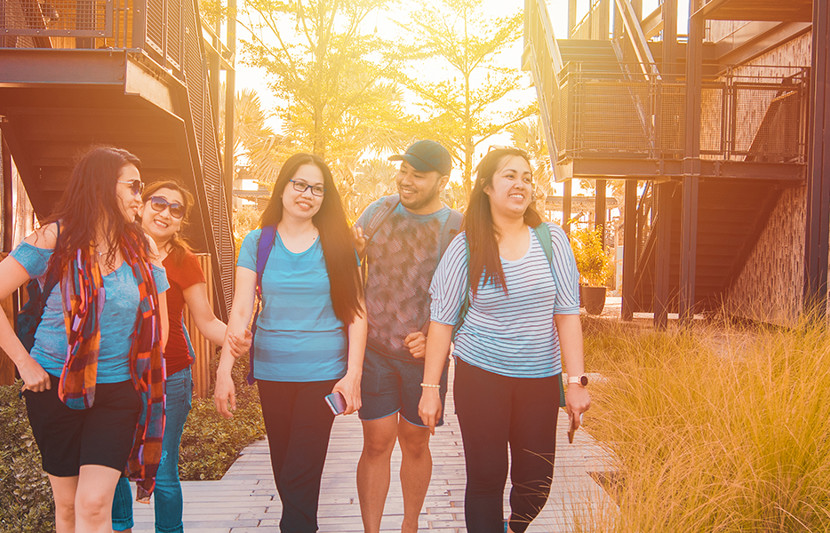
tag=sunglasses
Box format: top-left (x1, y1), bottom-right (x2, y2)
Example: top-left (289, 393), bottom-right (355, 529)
top-left (118, 179), bottom-right (145, 196)
top-left (148, 196), bottom-right (186, 219)
top-left (289, 179), bottom-right (325, 197)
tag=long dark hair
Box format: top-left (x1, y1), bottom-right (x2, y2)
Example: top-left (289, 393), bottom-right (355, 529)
top-left (465, 147), bottom-right (542, 296)
top-left (142, 180), bottom-right (195, 263)
top-left (46, 146), bottom-right (148, 270)
top-left (259, 153), bottom-right (363, 324)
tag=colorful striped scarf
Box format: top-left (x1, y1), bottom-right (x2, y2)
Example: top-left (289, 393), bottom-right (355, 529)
top-left (57, 230), bottom-right (165, 502)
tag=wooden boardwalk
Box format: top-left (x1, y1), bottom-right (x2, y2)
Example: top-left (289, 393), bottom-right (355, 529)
top-left (130, 369), bottom-right (614, 532)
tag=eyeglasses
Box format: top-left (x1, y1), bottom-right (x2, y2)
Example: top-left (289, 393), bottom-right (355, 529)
top-left (289, 179), bottom-right (325, 197)
top-left (118, 179), bottom-right (145, 196)
top-left (148, 196), bottom-right (186, 219)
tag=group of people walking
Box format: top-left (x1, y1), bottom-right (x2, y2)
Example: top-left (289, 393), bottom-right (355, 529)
top-left (1, 139), bottom-right (590, 533)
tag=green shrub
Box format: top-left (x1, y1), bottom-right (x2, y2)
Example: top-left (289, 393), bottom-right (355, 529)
top-left (580, 320), bottom-right (830, 532)
top-left (570, 227), bottom-right (612, 287)
top-left (178, 355), bottom-right (265, 480)
top-left (0, 382), bottom-right (55, 533)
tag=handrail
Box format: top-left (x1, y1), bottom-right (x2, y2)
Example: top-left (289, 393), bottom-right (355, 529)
top-left (615, 0), bottom-right (660, 81)
top-left (524, 0), bottom-right (565, 180)
top-left (641, 4), bottom-right (664, 40)
top-left (572, 0), bottom-right (605, 40)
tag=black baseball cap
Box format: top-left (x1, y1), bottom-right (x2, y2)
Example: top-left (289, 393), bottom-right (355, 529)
top-left (389, 140), bottom-right (452, 176)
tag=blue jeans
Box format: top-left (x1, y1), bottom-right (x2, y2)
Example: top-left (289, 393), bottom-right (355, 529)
top-left (112, 367), bottom-right (193, 533)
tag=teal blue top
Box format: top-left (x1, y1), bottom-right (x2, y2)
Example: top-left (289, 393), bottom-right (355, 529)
top-left (10, 241), bottom-right (170, 383)
top-left (238, 229), bottom-right (347, 382)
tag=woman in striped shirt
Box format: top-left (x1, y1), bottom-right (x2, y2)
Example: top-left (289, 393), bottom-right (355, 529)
top-left (418, 147), bottom-right (591, 533)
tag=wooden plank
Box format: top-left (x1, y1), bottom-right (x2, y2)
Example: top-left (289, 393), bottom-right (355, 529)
top-left (184, 253), bottom-right (214, 399)
top-left (0, 253), bottom-right (17, 385)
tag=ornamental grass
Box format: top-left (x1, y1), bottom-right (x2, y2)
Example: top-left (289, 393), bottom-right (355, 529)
top-left (577, 317), bottom-right (830, 532)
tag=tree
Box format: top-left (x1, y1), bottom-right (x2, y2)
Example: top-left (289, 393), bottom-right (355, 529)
top-left (508, 116), bottom-right (555, 218)
top-left (399, 0), bottom-right (536, 195)
top-left (238, 0), bottom-right (406, 175)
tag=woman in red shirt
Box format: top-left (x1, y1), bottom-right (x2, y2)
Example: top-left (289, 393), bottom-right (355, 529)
top-left (112, 180), bottom-right (249, 533)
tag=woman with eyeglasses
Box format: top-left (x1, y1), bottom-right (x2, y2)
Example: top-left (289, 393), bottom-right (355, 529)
top-left (111, 180), bottom-right (250, 533)
top-left (418, 147), bottom-right (590, 533)
top-left (0, 146), bottom-right (169, 532)
top-left (214, 153), bottom-right (367, 532)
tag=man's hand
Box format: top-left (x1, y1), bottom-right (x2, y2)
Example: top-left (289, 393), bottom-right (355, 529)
top-left (352, 225), bottom-right (367, 258)
top-left (404, 331), bottom-right (426, 359)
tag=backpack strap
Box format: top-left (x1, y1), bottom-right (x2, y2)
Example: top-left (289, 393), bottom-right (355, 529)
top-left (362, 195), bottom-right (400, 250)
top-left (439, 209), bottom-right (463, 256)
top-left (533, 222), bottom-right (566, 408)
top-left (246, 226), bottom-right (277, 385)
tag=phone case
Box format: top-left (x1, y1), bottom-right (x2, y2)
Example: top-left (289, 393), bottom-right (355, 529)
top-left (324, 392), bottom-right (347, 415)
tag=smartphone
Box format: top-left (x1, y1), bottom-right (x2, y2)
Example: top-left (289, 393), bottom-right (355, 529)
top-left (324, 392), bottom-right (347, 415)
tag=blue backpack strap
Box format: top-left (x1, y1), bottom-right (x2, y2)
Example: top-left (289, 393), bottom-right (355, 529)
top-left (533, 223), bottom-right (566, 408)
top-left (246, 226), bottom-right (277, 385)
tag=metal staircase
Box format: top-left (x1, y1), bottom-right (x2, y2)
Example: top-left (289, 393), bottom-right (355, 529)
top-left (0, 0), bottom-right (234, 315)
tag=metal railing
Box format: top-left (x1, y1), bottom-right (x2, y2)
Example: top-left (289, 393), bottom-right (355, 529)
top-left (1, 0), bottom-right (185, 77)
top-left (572, 0), bottom-right (610, 40)
top-left (553, 66), bottom-right (809, 164)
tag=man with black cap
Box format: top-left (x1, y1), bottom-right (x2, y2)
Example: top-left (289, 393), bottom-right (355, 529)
top-left (354, 140), bottom-right (461, 533)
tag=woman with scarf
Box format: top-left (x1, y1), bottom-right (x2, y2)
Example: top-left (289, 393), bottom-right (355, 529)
top-left (112, 180), bottom-right (250, 533)
top-left (0, 146), bottom-right (169, 533)
top-left (418, 147), bottom-right (591, 533)
top-left (214, 153), bottom-right (367, 532)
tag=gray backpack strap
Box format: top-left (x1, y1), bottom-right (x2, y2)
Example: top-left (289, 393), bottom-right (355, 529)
top-left (363, 195), bottom-right (401, 248)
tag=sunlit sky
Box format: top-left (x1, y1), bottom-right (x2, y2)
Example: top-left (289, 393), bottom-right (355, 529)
top-left (233, 0), bottom-right (689, 195)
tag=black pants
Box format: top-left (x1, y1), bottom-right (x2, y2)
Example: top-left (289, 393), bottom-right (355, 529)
top-left (454, 359), bottom-right (560, 533)
top-left (258, 379), bottom-right (338, 533)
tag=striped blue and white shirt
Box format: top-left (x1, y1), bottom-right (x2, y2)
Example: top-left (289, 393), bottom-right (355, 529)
top-left (429, 223), bottom-right (580, 378)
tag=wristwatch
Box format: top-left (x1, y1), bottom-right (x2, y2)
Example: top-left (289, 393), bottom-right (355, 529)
top-left (568, 374), bottom-right (589, 387)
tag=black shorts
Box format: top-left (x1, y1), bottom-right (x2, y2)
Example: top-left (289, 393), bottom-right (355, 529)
top-left (24, 374), bottom-right (141, 477)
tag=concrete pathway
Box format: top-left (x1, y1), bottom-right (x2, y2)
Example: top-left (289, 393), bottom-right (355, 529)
top-left (130, 366), bottom-right (614, 532)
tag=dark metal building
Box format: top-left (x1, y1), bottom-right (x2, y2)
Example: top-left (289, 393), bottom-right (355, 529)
top-left (524, 0), bottom-right (826, 327)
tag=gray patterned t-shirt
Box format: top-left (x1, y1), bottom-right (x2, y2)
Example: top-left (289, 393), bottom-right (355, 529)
top-left (358, 197), bottom-right (458, 361)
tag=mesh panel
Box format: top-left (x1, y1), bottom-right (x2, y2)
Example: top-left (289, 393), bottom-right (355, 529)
top-left (182, 0), bottom-right (234, 311)
top-left (659, 83), bottom-right (685, 156)
top-left (571, 78), bottom-right (651, 156)
top-left (166, 0), bottom-right (181, 68)
top-left (145, 0), bottom-right (164, 56)
top-left (1, 0), bottom-right (108, 36)
top-left (700, 84), bottom-right (724, 156)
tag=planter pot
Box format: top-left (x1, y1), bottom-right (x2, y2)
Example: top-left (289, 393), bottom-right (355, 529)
top-left (580, 285), bottom-right (607, 316)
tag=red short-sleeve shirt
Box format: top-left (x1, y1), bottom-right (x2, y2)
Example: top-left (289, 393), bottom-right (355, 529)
top-left (163, 249), bottom-right (206, 375)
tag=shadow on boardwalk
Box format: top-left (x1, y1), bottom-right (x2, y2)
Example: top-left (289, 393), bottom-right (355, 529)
top-left (131, 364), bottom-right (614, 532)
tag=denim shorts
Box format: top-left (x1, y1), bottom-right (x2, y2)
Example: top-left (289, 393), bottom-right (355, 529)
top-left (358, 347), bottom-right (448, 427)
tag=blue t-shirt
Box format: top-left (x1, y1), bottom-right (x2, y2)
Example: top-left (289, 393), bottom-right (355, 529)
top-left (11, 241), bottom-right (170, 383)
top-left (429, 223), bottom-right (580, 378)
top-left (357, 197), bottom-right (459, 361)
top-left (238, 228), bottom-right (347, 382)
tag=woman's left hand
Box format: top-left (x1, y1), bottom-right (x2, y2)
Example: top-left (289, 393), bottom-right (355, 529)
top-left (565, 385), bottom-right (591, 430)
top-left (227, 329), bottom-right (253, 358)
top-left (332, 372), bottom-right (361, 415)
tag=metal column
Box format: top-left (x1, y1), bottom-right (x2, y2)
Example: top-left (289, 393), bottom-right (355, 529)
top-left (595, 179), bottom-right (607, 239)
top-left (563, 180), bottom-right (573, 234)
top-left (679, 6), bottom-right (704, 324)
top-left (622, 179), bottom-right (638, 320)
top-left (223, 0), bottom-right (237, 217)
top-left (804, 0), bottom-right (830, 317)
top-left (654, 181), bottom-right (673, 329)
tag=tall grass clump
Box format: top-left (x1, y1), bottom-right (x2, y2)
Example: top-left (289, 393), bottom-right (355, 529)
top-left (580, 318), bottom-right (830, 532)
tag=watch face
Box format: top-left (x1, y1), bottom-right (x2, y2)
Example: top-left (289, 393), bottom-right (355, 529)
top-left (579, 374), bottom-right (589, 386)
